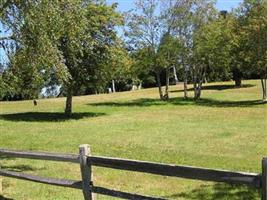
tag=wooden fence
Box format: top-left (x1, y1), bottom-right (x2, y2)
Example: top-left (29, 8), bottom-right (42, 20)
top-left (0, 144), bottom-right (266, 200)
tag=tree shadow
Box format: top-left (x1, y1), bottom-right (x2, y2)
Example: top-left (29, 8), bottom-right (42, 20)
top-left (0, 156), bottom-right (13, 161)
top-left (0, 195), bottom-right (14, 200)
top-left (89, 98), bottom-right (165, 107)
top-left (0, 164), bottom-right (36, 172)
top-left (170, 84), bottom-right (255, 93)
top-left (89, 97), bottom-right (266, 108)
top-left (170, 97), bottom-right (266, 108)
top-left (164, 183), bottom-right (260, 200)
top-left (0, 112), bottom-right (106, 122)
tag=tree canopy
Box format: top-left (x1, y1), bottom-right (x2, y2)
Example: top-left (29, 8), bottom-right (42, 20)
top-left (0, 0), bottom-right (124, 114)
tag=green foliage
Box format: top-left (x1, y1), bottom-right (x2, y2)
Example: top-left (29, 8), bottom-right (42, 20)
top-left (193, 14), bottom-right (233, 81)
top-left (228, 0), bottom-right (267, 100)
top-left (1, 0), bottom-right (266, 102)
top-left (157, 33), bottom-right (181, 69)
top-left (130, 48), bottom-right (157, 87)
top-left (237, 0), bottom-right (267, 78)
top-left (0, 0), bottom-right (123, 108)
top-left (104, 44), bottom-right (133, 84)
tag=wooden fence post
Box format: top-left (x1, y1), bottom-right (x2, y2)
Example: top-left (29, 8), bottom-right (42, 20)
top-left (262, 157), bottom-right (267, 200)
top-left (79, 144), bottom-right (94, 200)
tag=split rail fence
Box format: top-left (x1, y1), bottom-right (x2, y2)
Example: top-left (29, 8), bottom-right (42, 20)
top-left (0, 144), bottom-right (266, 200)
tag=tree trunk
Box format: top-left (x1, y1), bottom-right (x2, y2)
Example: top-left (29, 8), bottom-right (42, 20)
top-left (235, 78), bottom-right (242, 87)
top-left (65, 85), bottom-right (73, 116)
top-left (204, 75), bottom-right (207, 84)
top-left (193, 68), bottom-right (204, 100)
top-left (95, 89), bottom-right (98, 95)
top-left (112, 80), bottom-right (116, 93)
top-left (233, 68), bottom-right (242, 87)
top-left (261, 78), bottom-right (267, 102)
top-left (183, 66), bottom-right (188, 99)
top-left (173, 66), bottom-right (178, 85)
top-left (138, 82), bottom-right (142, 90)
top-left (194, 81), bottom-right (202, 100)
top-left (194, 85), bottom-right (201, 99)
top-left (164, 68), bottom-right (170, 100)
top-left (156, 71), bottom-right (164, 100)
top-left (193, 76), bottom-right (198, 100)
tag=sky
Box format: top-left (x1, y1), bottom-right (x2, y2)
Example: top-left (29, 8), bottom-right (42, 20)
top-left (106, 0), bottom-right (243, 12)
top-left (0, 0), bottom-right (243, 65)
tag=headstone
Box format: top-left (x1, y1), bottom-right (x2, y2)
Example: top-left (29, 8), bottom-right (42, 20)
top-left (132, 85), bottom-right (137, 91)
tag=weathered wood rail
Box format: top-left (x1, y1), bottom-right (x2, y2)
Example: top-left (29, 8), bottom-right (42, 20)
top-left (0, 145), bottom-right (266, 200)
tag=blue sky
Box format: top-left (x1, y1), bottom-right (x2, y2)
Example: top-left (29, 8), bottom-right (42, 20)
top-left (0, 0), bottom-right (243, 65)
top-left (215, 0), bottom-right (243, 10)
top-left (106, 0), bottom-right (243, 12)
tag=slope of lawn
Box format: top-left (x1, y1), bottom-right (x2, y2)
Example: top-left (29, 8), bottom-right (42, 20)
top-left (0, 80), bottom-right (266, 200)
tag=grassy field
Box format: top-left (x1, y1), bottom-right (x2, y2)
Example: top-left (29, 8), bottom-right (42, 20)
top-left (0, 80), bottom-right (267, 200)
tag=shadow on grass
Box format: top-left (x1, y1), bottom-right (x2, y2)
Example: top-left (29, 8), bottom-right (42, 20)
top-left (0, 155), bottom-right (13, 160)
top-left (170, 97), bottom-right (266, 108)
top-left (170, 84), bottom-right (255, 93)
top-left (1, 164), bottom-right (35, 172)
top-left (0, 195), bottom-right (14, 200)
top-left (164, 183), bottom-right (260, 200)
top-left (89, 97), bottom-right (266, 108)
top-left (0, 112), bottom-right (105, 122)
top-left (89, 98), bottom-right (164, 107)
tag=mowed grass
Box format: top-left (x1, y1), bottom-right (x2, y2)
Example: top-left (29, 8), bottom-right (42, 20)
top-left (0, 80), bottom-right (266, 200)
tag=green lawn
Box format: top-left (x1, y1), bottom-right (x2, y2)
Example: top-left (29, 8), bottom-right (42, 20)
top-left (0, 80), bottom-right (266, 200)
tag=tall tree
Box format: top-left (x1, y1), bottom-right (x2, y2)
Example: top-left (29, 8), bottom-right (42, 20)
top-left (104, 43), bottom-right (133, 93)
top-left (190, 0), bottom-right (217, 99)
top-left (157, 33), bottom-right (181, 99)
top-left (163, 0), bottom-right (216, 99)
top-left (0, 0), bottom-right (122, 115)
top-left (162, 0), bottom-right (194, 98)
top-left (193, 12), bottom-right (233, 99)
top-left (125, 0), bottom-right (163, 99)
top-left (234, 0), bottom-right (267, 101)
top-left (125, 0), bottom-right (182, 100)
top-left (227, 12), bottom-right (244, 87)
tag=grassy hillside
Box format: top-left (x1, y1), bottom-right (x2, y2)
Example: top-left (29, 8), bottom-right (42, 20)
top-left (0, 80), bottom-right (266, 200)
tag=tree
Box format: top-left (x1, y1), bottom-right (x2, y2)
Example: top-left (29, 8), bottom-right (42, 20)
top-left (157, 33), bottom-right (181, 100)
top-left (129, 48), bottom-right (157, 89)
top-left (226, 12), bottom-right (244, 87)
top-left (193, 12), bottom-right (233, 99)
top-left (234, 0), bottom-right (267, 101)
top-left (0, 0), bottom-right (122, 115)
top-left (1, 1), bottom-right (67, 100)
top-left (104, 43), bottom-right (133, 93)
top-left (125, 0), bottom-right (184, 100)
top-left (125, 0), bottom-right (167, 100)
top-left (190, 0), bottom-right (217, 99)
top-left (163, 0), bottom-right (217, 99)
top-left (162, 0), bottom-right (195, 98)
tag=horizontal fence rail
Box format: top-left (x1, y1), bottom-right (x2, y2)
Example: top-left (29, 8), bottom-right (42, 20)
top-left (0, 169), bottom-right (82, 189)
top-left (89, 156), bottom-right (261, 187)
top-left (0, 149), bottom-right (79, 163)
top-left (0, 146), bottom-right (266, 200)
top-left (92, 186), bottom-right (166, 200)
